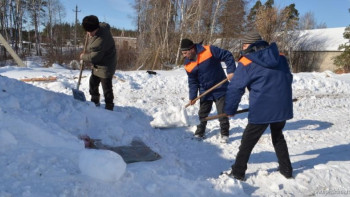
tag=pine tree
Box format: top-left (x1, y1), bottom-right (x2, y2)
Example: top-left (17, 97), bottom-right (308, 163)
top-left (333, 25), bottom-right (350, 72)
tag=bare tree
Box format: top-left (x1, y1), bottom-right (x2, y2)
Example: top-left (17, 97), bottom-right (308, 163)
top-left (255, 6), bottom-right (279, 42)
top-left (299, 11), bottom-right (327, 30)
top-left (299, 11), bottom-right (316, 30)
top-left (0, 0), bottom-right (9, 59)
top-left (45, 0), bottom-right (65, 45)
top-left (217, 0), bottom-right (245, 53)
top-left (8, 0), bottom-right (14, 47)
top-left (316, 22), bottom-right (327, 29)
top-left (132, 0), bottom-right (248, 69)
top-left (1, 0), bottom-right (27, 59)
top-left (209, 0), bottom-right (221, 42)
top-left (175, 0), bottom-right (199, 65)
top-left (246, 0), bottom-right (262, 31)
top-left (245, 0), bottom-right (302, 71)
top-left (47, 0), bottom-right (55, 42)
top-left (27, 0), bottom-right (47, 56)
top-left (133, 0), bottom-right (185, 70)
top-left (251, 1), bottom-right (299, 45)
top-left (15, 0), bottom-right (26, 55)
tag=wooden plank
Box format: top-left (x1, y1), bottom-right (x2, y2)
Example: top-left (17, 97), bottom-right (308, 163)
top-left (20, 76), bottom-right (57, 82)
top-left (0, 33), bottom-right (26, 67)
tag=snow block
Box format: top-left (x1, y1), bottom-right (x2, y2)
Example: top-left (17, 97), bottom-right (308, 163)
top-left (79, 149), bottom-right (126, 182)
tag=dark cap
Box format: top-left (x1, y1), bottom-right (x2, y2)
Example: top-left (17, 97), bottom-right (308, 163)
top-left (181, 39), bottom-right (195, 51)
top-left (82, 15), bottom-right (100, 32)
top-left (242, 31), bottom-right (262, 44)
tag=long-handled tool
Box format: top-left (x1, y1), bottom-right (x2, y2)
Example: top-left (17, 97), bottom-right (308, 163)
top-left (72, 34), bottom-right (88, 101)
top-left (202, 98), bottom-right (298, 121)
top-left (151, 78), bottom-right (229, 128)
top-left (185, 78), bottom-right (228, 108)
top-left (201, 110), bottom-right (246, 121)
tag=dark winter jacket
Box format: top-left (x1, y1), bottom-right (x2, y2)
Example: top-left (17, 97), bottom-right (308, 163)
top-left (82, 23), bottom-right (117, 78)
top-left (184, 44), bottom-right (236, 101)
top-left (224, 41), bottom-right (293, 124)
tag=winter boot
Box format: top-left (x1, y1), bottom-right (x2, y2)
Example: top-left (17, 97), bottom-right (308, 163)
top-left (105, 103), bottom-right (114, 111)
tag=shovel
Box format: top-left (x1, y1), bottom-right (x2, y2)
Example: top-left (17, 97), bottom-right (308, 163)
top-left (202, 98), bottom-right (298, 121)
top-left (185, 78), bottom-right (228, 108)
top-left (150, 78), bottom-right (229, 128)
top-left (72, 34), bottom-right (88, 101)
top-left (201, 109), bottom-right (248, 121)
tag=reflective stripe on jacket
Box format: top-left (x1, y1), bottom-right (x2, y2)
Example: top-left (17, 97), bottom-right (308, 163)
top-left (184, 44), bottom-right (236, 101)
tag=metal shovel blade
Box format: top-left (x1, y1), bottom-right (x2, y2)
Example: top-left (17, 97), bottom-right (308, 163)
top-left (72, 88), bottom-right (86, 101)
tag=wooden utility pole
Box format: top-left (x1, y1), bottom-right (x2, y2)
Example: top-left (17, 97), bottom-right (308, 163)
top-left (0, 33), bottom-right (25, 67)
top-left (73, 5), bottom-right (81, 47)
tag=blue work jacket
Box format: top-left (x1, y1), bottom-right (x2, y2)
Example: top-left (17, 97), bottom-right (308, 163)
top-left (184, 44), bottom-right (236, 101)
top-left (224, 41), bottom-right (293, 124)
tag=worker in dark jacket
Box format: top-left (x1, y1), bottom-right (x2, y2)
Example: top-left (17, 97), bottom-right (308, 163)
top-left (80, 15), bottom-right (117, 111)
top-left (224, 31), bottom-right (293, 180)
top-left (181, 38), bottom-right (236, 142)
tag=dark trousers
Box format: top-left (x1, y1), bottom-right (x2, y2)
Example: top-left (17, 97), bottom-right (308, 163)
top-left (89, 74), bottom-right (114, 110)
top-left (195, 96), bottom-right (230, 136)
top-left (231, 121), bottom-right (292, 177)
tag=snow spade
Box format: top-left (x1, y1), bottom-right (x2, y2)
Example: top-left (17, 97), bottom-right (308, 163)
top-left (72, 34), bottom-right (88, 101)
top-left (150, 78), bottom-right (229, 128)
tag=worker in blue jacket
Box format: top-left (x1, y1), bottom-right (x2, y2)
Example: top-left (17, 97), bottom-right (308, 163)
top-left (181, 38), bottom-right (236, 142)
top-left (224, 31), bottom-right (293, 180)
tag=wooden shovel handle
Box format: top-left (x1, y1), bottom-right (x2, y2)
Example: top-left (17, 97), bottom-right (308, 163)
top-left (202, 98), bottom-right (298, 121)
top-left (185, 78), bottom-right (228, 108)
top-left (80, 33), bottom-right (89, 65)
top-left (201, 108), bottom-right (248, 121)
top-left (77, 34), bottom-right (89, 89)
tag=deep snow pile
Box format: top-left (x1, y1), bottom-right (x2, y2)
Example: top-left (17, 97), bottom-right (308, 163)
top-left (0, 63), bottom-right (350, 196)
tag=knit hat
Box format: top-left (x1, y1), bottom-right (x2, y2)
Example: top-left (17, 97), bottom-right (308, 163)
top-left (82, 15), bottom-right (100, 32)
top-left (181, 39), bottom-right (195, 51)
top-left (242, 31), bottom-right (262, 44)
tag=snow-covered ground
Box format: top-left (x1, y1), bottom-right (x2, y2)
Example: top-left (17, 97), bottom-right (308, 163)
top-left (0, 60), bottom-right (350, 196)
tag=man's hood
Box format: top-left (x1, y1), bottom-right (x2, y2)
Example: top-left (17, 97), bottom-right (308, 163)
top-left (244, 42), bottom-right (281, 69)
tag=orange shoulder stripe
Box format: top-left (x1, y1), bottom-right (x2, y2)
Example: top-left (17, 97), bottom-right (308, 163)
top-left (185, 46), bottom-right (213, 73)
top-left (239, 57), bottom-right (252, 66)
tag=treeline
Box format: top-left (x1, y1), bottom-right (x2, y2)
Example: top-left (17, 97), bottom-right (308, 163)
top-left (0, 0), bottom-right (136, 68)
top-left (3, 0), bottom-right (347, 72)
top-left (131, 0), bottom-right (329, 71)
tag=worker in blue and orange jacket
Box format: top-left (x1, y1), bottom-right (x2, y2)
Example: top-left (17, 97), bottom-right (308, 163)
top-left (181, 38), bottom-right (236, 142)
top-left (224, 31), bottom-right (293, 180)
